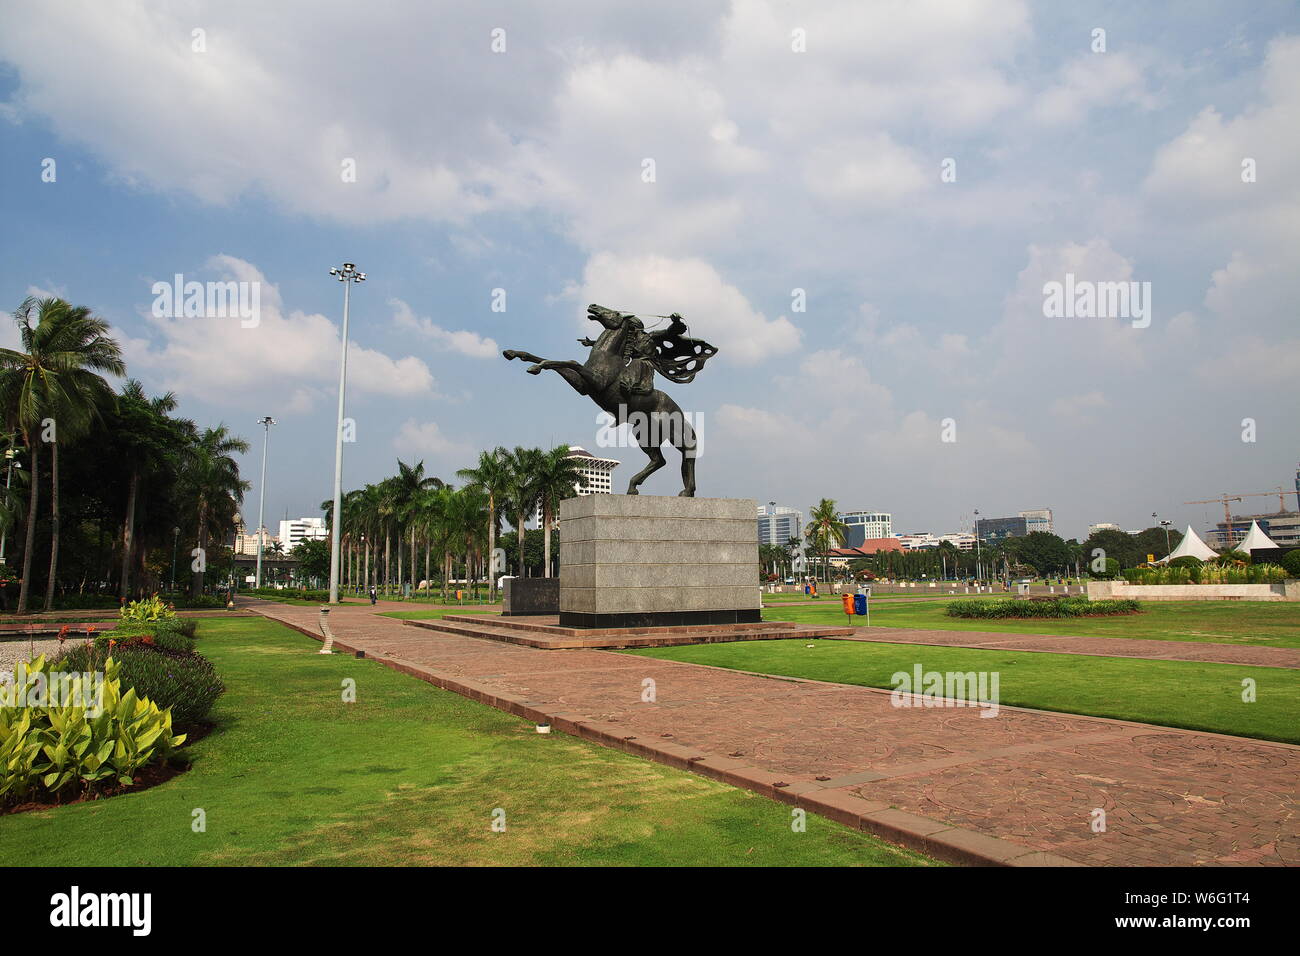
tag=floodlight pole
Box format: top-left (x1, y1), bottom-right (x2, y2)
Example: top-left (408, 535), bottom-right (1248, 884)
top-left (328, 263), bottom-right (365, 604)
top-left (254, 416), bottom-right (276, 589)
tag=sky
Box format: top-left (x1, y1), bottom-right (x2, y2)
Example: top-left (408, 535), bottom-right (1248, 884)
top-left (0, 0), bottom-right (1297, 541)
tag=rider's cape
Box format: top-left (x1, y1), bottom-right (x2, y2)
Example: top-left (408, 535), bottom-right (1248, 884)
top-left (647, 317), bottom-right (718, 384)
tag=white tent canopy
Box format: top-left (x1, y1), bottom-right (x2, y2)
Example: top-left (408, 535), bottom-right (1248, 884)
top-left (1233, 520), bottom-right (1278, 554)
top-left (1158, 525), bottom-right (1219, 563)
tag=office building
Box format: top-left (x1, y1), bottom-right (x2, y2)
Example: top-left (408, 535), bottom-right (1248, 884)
top-left (840, 511), bottom-right (892, 547)
top-left (975, 515), bottom-right (1027, 543)
top-left (534, 446), bottom-right (620, 527)
top-left (279, 517), bottom-right (328, 551)
top-left (758, 504), bottom-right (803, 547)
top-left (1020, 508), bottom-right (1054, 534)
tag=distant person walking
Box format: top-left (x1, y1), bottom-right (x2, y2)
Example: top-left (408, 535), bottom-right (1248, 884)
top-left (369, 584), bottom-right (377, 606)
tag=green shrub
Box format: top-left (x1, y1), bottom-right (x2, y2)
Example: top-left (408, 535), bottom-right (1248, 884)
top-left (0, 655), bottom-right (185, 805)
top-left (946, 597), bottom-right (1141, 619)
top-left (1281, 550), bottom-right (1300, 577)
top-left (1167, 556), bottom-right (1203, 570)
top-left (119, 594), bottom-right (177, 625)
top-left (94, 623), bottom-right (195, 653)
top-left (55, 644), bottom-right (223, 731)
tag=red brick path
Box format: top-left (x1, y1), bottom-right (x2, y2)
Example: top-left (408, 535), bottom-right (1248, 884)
top-left (239, 599), bottom-right (1300, 867)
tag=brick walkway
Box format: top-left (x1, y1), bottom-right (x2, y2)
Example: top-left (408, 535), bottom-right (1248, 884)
top-left (239, 599), bottom-right (1300, 867)
top-left (838, 628), bottom-right (1300, 669)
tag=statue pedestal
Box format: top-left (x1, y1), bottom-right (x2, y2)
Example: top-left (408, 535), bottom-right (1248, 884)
top-left (558, 494), bottom-right (761, 629)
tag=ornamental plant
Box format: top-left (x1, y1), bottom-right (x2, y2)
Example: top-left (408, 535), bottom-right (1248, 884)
top-left (118, 594), bottom-right (176, 625)
top-left (0, 655), bottom-right (185, 805)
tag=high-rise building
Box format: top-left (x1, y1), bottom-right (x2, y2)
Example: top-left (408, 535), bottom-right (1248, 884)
top-left (839, 511), bottom-right (892, 547)
top-left (758, 503), bottom-right (802, 546)
top-left (1020, 508), bottom-right (1054, 534)
top-left (974, 515), bottom-right (1027, 543)
top-left (534, 446), bottom-right (620, 526)
top-left (279, 517), bottom-right (328, 551)
top-left (232, 515), bottom-right (276, 555)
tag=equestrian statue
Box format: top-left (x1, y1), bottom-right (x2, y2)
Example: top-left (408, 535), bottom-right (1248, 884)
top-left (502, 304), bottom-right (718, 496)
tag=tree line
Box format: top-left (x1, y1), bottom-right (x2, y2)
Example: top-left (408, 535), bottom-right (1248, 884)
top-left (0, 297), bottom-right (249, 612)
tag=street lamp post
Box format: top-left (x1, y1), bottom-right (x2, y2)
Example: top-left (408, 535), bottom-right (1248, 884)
top-left (170, 526), bottom-right (180, 592)
top-left (973, 509), bottom-right (982, 583)
top-left (328, 263), bottom-right (365, 604)
top-left (254, 416), bottom-right (276, 589)
top-left (1153, 513), bottom-right (1172, 556)
top-left (0, 449), bottom-right (20, 564)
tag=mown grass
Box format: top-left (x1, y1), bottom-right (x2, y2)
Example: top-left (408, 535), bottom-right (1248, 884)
top-left (0, 617), bottom-right (934, 867)
top-left (762, 600), bottom-right (1300, 648)
top-left (627, 640), bottom-right (1299, 744)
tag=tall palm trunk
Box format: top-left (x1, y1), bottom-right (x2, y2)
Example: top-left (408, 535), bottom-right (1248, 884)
top-left (119, 468), bottom-right (139, 600)
top-left (542, 500), bottom-right (553, 578)
top-left (17, 440), bottom-right (39, 614)
top-left (410, 526), bottom-right (417, 595)
top-left (424, 541), bottom-right (430, 596)
top-left (516, 510), bottom-right (527, 576)
top-left (384, 533), bottom-right (392, 596)
top-left (190, 502), bottom-right (209, 599)
top-left (43, 441), bottom-right (60, 611)
top-left (487, 495), bottom-right (497, 601)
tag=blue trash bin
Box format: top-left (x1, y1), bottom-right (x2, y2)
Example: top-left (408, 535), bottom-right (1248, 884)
top-left (853, 593), bottom-right (867, 615)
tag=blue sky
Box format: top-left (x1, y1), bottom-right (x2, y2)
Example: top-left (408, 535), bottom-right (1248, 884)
top-left (1, 0), bottom-right (1297, 540)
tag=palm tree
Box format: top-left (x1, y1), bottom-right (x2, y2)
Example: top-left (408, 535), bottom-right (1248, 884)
top-left (528, 446), bottom-right (587, 579)
top-left (805, 498), bottom-right (847, 583)
top-left (457, 447), bottom-right (511, 599)
top-left (504, 446), bottom-right (543, 576)
top-left (181, 425), bottom-right (250, 599)
top-left (116, 380), bottom-right (190, 599)
top-left (0, 297), bottom-right (125, 613)
top-left (385, 459), bottom-right (442, 596)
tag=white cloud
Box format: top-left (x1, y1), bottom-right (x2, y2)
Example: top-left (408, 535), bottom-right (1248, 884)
top-left (1032, 53), bottom-right (1157, 126)
top-left (565, 251), bottom-right (801, 363)
top-left (121, 256), bottom-right (436, 411)
top-left (393, 419), bottom-right (470, 461)
top-left (389, 298), bottom-right (498, 358)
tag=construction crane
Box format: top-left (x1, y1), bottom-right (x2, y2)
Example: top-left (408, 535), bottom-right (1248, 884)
top-left (1184, 491), bottom-right (1291, 529)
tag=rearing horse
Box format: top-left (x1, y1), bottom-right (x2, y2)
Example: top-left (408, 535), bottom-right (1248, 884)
top-left (503, 304), bottom-right (712, 496)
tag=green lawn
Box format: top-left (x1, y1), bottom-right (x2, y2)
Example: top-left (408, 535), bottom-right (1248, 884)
top-left (627, 640), bottom-right (1299, 744)
top-left (0, 617), bottom-right (933, 867)
top-left (762, 600), bottom-right (1300, 648)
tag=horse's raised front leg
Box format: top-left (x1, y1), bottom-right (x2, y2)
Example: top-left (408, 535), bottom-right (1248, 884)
top-left (502, 349), bottom-right (545, 364)
top-left (525, 358), bottom-right (584, 376)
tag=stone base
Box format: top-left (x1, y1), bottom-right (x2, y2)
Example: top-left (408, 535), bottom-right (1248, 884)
top-left (502, 577), bottom-right (559, 615)
top-left (558, 608), bottom-right (762, 629)
top-left (559, 494), bottom-right (761, 629)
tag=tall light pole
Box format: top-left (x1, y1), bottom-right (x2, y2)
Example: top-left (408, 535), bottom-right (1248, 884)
top-left (1154, 513), bottom-right (1172, 556)
top-left (328, 263), bottom-right (365, 604)
top-left (973, 509), bottom-right (982, 583)
top-left (170, 526), bottom-right (180, 591)
top-left (0, 449), bottom-right (20, 564)
top-left (254, 416), bottom-right (276, 589)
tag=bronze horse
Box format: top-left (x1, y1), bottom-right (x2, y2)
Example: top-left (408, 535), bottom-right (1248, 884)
top-left (502, 304), bottom-right (717, 496)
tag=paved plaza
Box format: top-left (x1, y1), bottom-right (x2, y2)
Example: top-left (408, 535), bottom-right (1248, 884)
top-left (240, 598), bottom-right (1300, 867)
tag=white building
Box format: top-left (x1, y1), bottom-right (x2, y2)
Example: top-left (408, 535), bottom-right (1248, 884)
top-left (898, 531), bottom-right (976, 551)
top-left (279, 517), bottom-right (328, 551)
top-left (232, 515), bottom-right (277, 555)
top-left (1020, 508), bottom-right (1054, 534)
top-left (839, 511), bottom-right (892, 547)
top-left (534, 446), bottom-right (620, 527)
top-left (758, 504), bottom-right (803, 546)
top-left (1088, 522), bottom-right (1122, 536)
